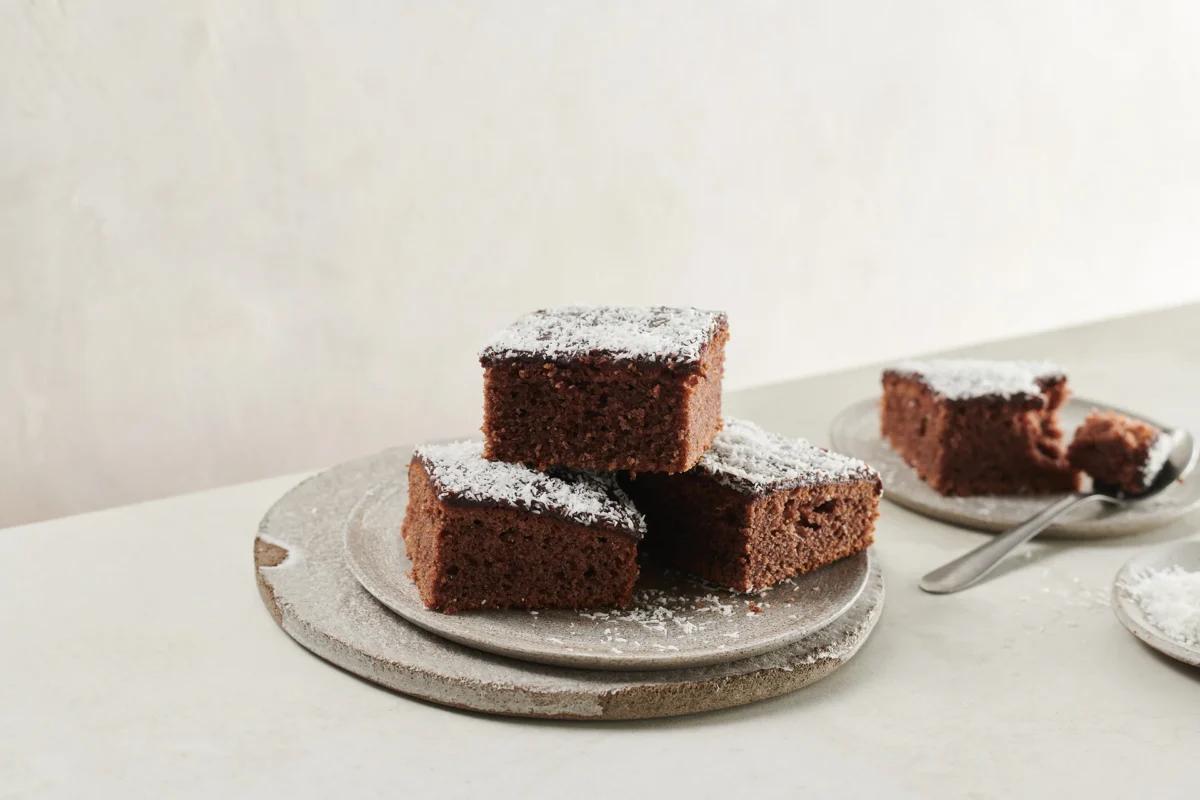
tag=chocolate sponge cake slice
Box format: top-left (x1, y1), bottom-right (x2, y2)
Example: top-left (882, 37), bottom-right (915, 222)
top-left (1067, 410), bottom-right (1173, 495)
top-left (402, 441), bottom-right (644, 613)
top-left (881, 359), bottom-right (1080, 496)
top-left (624, 418), bottom-right (881, 593)
top-left (480, 306), bottom-right (728, 473)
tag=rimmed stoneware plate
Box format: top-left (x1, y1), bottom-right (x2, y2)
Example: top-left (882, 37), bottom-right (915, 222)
top-left (344, 478), bottom-right (871, 672)
top-left (1112, 540), bottom-right (1200, 667)
top-left (255, 447), bottom-right (886, 720)
top-left (830, 396), bottom-right (1200, 539)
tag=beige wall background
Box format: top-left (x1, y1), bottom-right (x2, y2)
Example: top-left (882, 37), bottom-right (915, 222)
top-left (6, 1), bottom-right (1200, 527)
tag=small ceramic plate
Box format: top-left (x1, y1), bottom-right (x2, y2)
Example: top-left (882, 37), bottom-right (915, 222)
top-left (829, 396), bottom-right (1200, 539)
top-left (1112, 540), bottom-right (1200, 667)
top-left (344, 479), bottom-right (871, 672)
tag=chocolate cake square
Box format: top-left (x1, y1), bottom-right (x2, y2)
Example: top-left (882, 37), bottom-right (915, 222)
top-left (480, 306), bottom-right (728, 473)
top-left (401, 441), bottom-right (644, 613)
top-left (1067, 410), bottom-right (1172, 495)
top-left (880, 359), bottom-right (1080, 496)
top-left (623, 418), bottom-right (881, 592)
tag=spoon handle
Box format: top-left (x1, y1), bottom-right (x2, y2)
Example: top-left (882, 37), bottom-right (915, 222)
top-left (919, 493), bottom-right (1104, 594)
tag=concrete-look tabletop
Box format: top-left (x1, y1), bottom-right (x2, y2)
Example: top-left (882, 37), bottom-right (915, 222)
top-left (4, 304), bottom-right (1198, 799)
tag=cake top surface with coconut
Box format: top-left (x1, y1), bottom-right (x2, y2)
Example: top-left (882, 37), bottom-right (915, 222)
top-left (886, 358), bottom-right (1065, 401)
top-left (697, 418), bottom-right (880, 494)
top-left (414, 440), bottom-right (646, 537)
top-left (480, 306), bottom-right (727, 365)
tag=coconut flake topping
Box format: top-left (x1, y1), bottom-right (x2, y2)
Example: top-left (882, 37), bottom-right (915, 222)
top-left (698, 418), bottom-right (879, 494)
top-left (414, 441), bottom-right (645, 537)
top-left (889, 358), bottom-right (1065, 401)
top-left (1121, 564), bottom-right (1200, 649)
top-left (480, 306), bottom-right (726, 364)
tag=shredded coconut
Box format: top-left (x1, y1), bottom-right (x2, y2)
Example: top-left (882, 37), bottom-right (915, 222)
top-left (698, 417), bottom-right (878, 494)
top-left (568, 583), bottom-right (754, 649)
top-left (414, 441), bottom-right (645, 536)
top-left (1122, 565), bottom-right (1200, 648)
top-left (889, 358), bottom-right (1064, 401)
top-left (479, 306), bottom-right (725, 364)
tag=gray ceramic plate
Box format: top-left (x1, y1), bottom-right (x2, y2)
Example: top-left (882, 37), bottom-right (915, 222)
top-left (257, 446), bottom-right (886, 720)
top-left (1112, 540), bottom-right (1200, 667)
top-left (344, 478), bottom-right (871, 671)
top-left (830, 396), bottom-right (1200, 539)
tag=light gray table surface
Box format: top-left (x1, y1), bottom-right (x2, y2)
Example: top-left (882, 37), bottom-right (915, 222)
top-left (4, 304), bottom-right (1198, 799)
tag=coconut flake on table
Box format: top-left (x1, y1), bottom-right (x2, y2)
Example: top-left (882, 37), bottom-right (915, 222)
top-left (889, 358), bottom-right (1064, 400)
top-left (698, 417), bottom-right (879, 494)
top-left (414, 441), bottom-right (646, 536)
top-left (479, 306), bottom-right (726, 364)
top-left (1121, 564), bottom-right (1200, 648)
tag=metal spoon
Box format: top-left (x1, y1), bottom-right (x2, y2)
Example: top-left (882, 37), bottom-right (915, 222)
top-left (919, 428), bottom-right (1198, 594)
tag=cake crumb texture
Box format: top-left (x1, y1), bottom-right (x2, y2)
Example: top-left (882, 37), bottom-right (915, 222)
top-left (481, 307), bottom-right (728, 473)
top-left (624, 420), bottom-right (881, 592)
top-left (880, 362), bottom-right (1079, 495)
top-left (402, 458), bottom-right (640, 613)
top-left (1067, 410), bottom-right (1169, 494)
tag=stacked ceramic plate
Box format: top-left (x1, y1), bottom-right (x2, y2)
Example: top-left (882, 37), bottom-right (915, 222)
top-left (254, 447), bottom-right (885, 720)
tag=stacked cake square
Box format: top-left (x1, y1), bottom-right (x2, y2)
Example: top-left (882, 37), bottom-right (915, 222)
top-left (402, 306), bottom-right (881, 612)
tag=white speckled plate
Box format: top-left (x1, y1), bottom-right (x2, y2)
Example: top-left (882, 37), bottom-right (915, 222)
top-left (1112, 540), bottom-right (1200, 667)
top-left (344, 477), bottom-right (871, 671)
top-left (830, 396), bottom-right (1200, 539)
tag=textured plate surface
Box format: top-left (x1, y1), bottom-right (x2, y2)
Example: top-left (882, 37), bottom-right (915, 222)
top-left (254, 447), bottom-right (885, 720)
top-left (1112, 540), bottom-right (1200, 667)
top-left (344, 478), bottom-right (870, 671)
top-left (830, 396), bottom-right (1200, 539)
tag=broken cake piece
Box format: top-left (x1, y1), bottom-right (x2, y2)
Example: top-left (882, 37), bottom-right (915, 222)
top-left (1067, 410), bottom-right (1173, 495)
top-left (480, 306), bottom-right (728, 473)
top-left (401, 441), bottom-right (644, 613)
top-left (881, 359), bottom-right (1080, 496)
top-left (622, 418), bottom-right (881, 592)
